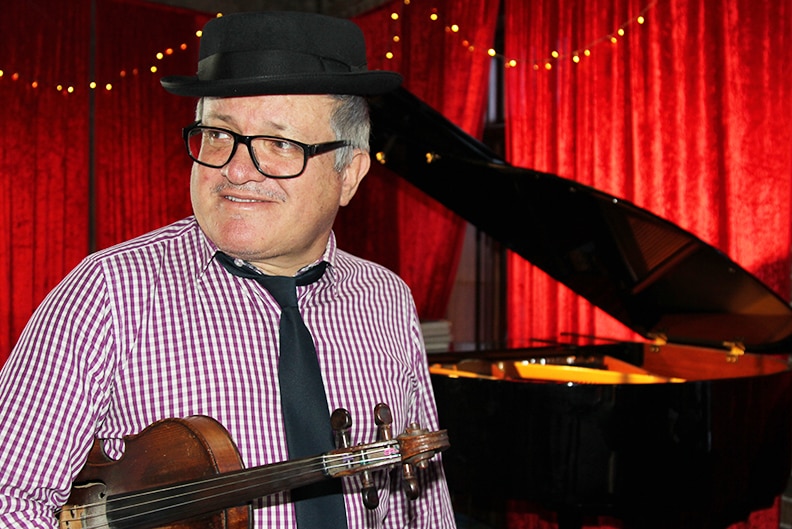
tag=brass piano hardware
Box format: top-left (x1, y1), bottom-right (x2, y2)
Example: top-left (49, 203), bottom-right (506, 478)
top-left (425, 152), bottom-right (440, 164)
top-left (723, 341), bottom-right (745, 363)
top-left (647, 332), bottom-right (668, 353)
top-left (374, 136), bottom-right (397, 166)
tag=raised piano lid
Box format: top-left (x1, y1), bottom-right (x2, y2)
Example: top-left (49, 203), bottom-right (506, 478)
top-left (368, 87), bottom-right (792, 354)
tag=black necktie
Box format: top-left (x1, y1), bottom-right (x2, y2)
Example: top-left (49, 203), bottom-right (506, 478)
top-left (216, 252), bottom-right (348, 528)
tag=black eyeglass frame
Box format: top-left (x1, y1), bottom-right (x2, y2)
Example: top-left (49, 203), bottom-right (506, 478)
top-left (182, 121), bottom-right (352, 179)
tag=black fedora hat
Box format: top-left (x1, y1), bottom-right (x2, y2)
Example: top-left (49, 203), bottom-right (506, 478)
top-left (161, 11), bottom-right (402, 97)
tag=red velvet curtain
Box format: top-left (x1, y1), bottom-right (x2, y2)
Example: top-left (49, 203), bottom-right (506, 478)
top-left (504, 0), bottom-right (792, 527)
top-left (0, 0), bottom-right (208, 362)
top-left (93, 1), bottom-right (207, 248)
top-left (341, 0), bottom-right (501, 320)
top-left (0, 0), bottom-right (92, 359)
top-left (505, 0), bottom-right (792, 345)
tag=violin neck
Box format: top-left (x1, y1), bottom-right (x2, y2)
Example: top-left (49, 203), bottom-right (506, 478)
top-left (106, 456), bottom-right (326, 528)
top-left (103, 438), bottom-right (405, 528)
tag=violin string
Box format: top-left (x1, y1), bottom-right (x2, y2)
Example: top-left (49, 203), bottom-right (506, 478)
top-left (58, 448), bottom-right (401, 529)
top-left (64, 451), bottom-right (397, 529)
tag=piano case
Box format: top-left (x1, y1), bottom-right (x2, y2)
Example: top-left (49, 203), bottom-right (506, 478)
top-left (368, 88), bottom-right (792, 529)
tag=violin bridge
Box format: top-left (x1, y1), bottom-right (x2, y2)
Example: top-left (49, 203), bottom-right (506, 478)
top-left (57, 481), bottom-right (108, 529)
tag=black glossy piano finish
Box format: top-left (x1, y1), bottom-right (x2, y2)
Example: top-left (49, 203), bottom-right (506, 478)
top-left (369, 88), bottom-right (792, 528)
top-left (430, 346), bottom-right (792, 528)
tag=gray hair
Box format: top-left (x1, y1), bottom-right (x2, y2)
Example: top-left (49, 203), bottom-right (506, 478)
top-left (194, 95), bottom-right (371, 174)
top-left (328, 94), bottom-right (371, 172)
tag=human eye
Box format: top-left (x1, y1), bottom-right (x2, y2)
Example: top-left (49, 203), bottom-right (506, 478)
top-left (205, 128), bottom-right (234, 146)
top-left (259, 137), bottom-right (303, 158)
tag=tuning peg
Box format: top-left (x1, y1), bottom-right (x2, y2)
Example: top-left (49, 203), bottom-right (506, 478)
top-left (359, 470), bottom-right (379, 509)
top-left (330, 408), bottom-right (352, 449)
top-left (360, 403), bottom-right (396, 510)
top-left (331, 407), bottom-right (380, 509)
top-left (374, 403), bottom-right (393, 441)
top-left (401, 462), bottom-right (421, 500)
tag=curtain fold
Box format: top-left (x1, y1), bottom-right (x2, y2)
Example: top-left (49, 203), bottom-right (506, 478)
top-left (504, 0), bottom-right (792, 527)
top-left (94, 0), bottom-right (208, 249)
top-left (0, 0), bottom-right (208, 362)
top-left (504, 0), bottom-right (792, 344)
top-left (0, 0), bottom-right (92, 359)
top-left (341, 0), bottom-right (501, 320)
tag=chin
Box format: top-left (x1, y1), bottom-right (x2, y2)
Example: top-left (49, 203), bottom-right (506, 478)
top-left (204, 220), bottom-right (270, 259)
top-left (217, 236), bottom-right (268, 260)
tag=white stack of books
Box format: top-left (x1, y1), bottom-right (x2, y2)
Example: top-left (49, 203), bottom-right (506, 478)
top-left (420, 320), bottom-right (452, 353)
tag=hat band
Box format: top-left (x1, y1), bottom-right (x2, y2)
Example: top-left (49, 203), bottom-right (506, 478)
top-left (197, 50), bottom-right (363, 81)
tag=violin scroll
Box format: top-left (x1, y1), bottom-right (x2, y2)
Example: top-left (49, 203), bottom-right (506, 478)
top-left (330, 403), bottom-right (449, 506)
top-left (328, 403), bottom-right (449, 508)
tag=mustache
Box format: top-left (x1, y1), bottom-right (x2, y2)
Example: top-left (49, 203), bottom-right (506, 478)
top-left (212, 183), bottom-right (286, 202)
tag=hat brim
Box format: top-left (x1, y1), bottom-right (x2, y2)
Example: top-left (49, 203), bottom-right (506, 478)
top-left (161, 71), bottom-right (403, 97)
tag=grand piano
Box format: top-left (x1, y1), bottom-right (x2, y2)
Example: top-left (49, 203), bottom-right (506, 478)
top-left (367, 88), bottom-right (792, 529)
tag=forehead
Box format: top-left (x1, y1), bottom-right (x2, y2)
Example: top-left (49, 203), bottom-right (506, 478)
top-left (201, 94), bottom-right (336, 136)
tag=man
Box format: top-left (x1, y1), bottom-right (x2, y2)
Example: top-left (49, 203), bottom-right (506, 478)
top-left (0, 11), bottom-right (456, 528)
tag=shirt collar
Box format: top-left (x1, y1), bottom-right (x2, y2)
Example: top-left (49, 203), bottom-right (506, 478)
top-left (196, 222), bottom-right (339, 280)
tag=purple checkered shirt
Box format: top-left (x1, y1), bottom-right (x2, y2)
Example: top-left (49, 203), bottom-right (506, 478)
top-left (0, 217), bottom-right (455, 528)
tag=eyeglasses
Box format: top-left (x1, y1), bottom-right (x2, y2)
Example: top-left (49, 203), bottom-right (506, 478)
top-left (182, 121), bottom-right (352, 179)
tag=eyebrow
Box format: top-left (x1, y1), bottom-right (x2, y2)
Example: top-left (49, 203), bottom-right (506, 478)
top-left (202, 112), bottom-right (291, 135)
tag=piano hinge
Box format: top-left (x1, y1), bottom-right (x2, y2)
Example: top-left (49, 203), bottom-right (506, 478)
top-left (647, 333), bottom-right (668, 353)
top-left (723, 341), bottom-right (745, 363)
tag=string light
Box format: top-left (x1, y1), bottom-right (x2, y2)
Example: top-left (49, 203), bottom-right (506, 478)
top-left (4, 2), bottom-right (660, 95)
top-left (383, 0), bottom-right (659, 72)
top-left (1, 13), bottom-right (209, 95)
top-left (520, 2), bottom-right (657, 69)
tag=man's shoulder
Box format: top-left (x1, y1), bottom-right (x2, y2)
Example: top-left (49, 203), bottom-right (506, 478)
top-left (333, 249), bottom-right (410, 290)
top-left (88, 217), bottom-right (204, 263)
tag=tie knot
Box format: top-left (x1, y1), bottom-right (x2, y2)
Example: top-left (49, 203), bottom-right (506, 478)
top-left (215, 252), bottom-right (327, 308)
top-left (257, 275), bottom-right (297, 308)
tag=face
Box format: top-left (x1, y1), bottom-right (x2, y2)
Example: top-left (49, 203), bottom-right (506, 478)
top-left (191, 95), bottom-right (370, 276)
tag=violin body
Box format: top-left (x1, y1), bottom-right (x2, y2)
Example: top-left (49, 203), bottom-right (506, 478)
top-left (61, 416), bottom-right (250, 528)
top-left (58, 410), bottom-right (448, 529)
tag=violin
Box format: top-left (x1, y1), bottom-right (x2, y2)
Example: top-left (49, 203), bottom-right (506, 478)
top-left (56, 404), bottom-right (448, 529)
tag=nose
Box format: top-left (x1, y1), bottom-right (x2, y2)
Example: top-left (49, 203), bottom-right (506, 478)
top-left (222, 143), bottom-right (266, 184)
